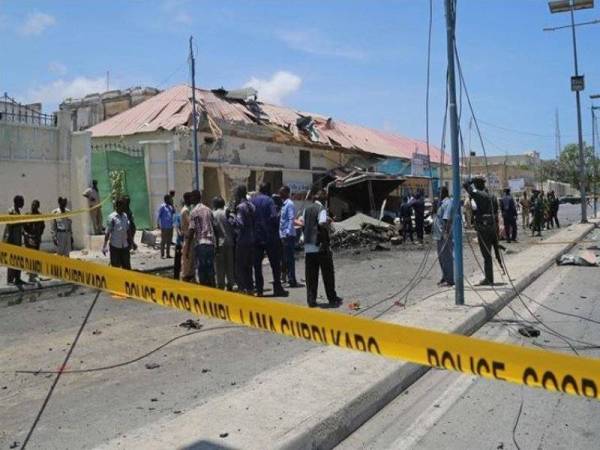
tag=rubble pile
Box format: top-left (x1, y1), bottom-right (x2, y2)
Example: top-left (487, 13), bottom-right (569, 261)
top-left (331, 214), bottom-right (399, 251)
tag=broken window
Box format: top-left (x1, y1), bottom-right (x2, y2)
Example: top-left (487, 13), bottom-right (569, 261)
top-left (299, 150), bottom-right (311, 170)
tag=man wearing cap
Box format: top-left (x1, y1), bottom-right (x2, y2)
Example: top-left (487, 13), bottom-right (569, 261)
top-left (463, 177), bottom-right (499, 286)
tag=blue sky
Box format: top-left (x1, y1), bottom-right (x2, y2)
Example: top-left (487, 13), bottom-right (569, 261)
top-left (1, 0), bottom-right (599, 159)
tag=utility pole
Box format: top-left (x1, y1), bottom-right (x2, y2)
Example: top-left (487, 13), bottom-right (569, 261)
top-left (546, 0), bottom-right (595, 223)
top-left (445, 0), bottom-right (464, 306)
top-left (468, 117), bottom-right (473, 178)
top-left (189, 36), bottom-right (200, 192)
top-left (555, 109), bottom-right (561, 159)
top-left (591, 96), bottom-right (600, 218)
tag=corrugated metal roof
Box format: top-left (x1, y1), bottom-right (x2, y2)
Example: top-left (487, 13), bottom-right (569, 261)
top-left (89, 84), bottom-right (449, 164)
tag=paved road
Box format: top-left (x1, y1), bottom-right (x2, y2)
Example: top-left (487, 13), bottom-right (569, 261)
top-left (338, 226), bottom-right (600, 450)
top-left (0, 204), bottom-right (583, 449)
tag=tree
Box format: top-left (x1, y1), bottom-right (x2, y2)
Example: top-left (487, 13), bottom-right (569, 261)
top-left (558, 143), bottom-right (598, 190)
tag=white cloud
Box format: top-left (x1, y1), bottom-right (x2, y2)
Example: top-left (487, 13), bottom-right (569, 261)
top-left (277, 30), bottom-right (367, 61)
top-left (48, 61), bottom-right (67, 76)
top-left (243, 71), bottom-right (302, 105)
top-left (19, 11), bottom-right (56, 36)
top-left (162, 0), bottom-right (192, 25)
top-left (24, 76), bottom-right (110, 107)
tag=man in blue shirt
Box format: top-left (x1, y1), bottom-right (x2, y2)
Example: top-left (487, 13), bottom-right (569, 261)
top-left (279, 185), bottom-right (298, 287)
top-left (433, 186), bottom-right (454, 287)
top-left (251, 182), bottom-right (287, 297)
top-left (157, 194), bottom-right (175, 259)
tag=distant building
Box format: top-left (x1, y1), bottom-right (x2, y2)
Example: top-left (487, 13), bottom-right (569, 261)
top-left (59, 86), bottom-right (160, 131)
top-left (462, 151), bottom-right (541, 195)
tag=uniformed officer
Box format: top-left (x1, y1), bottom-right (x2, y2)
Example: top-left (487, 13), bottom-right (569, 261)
top-left (463, 177), bottom-right (498, 286)
top-left (531, 190), bottom-right (543, 237)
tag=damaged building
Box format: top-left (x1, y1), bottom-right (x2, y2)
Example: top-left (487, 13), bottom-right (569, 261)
top-left (88, 84), bottom-right (449, 227)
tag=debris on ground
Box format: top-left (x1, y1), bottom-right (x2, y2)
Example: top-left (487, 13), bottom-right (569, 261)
top-left (518, 326), bottom-right (541, 338)
top-left (219, 432), bottom-right (229, 438)
top-left (347, 302), bottom-right (361, 311)
top-left (145, 362), bottom-right (160, 370)
top-left (331, 214), bottom-right (400, 251)
top-left (179, 319), bottom-right (203, 330)
top-left (556, 252), bottom-right (598, 266)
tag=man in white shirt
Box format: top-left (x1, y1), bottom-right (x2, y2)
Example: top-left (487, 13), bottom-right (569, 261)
top-left (102, 197), bottom-right (132, 269)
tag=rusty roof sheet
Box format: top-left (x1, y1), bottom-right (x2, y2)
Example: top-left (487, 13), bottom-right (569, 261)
top-left (89, 84), bottom-right (449, 164)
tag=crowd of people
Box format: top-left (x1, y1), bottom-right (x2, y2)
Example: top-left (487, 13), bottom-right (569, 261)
top-left (158, 183), bottom-right (342, 308)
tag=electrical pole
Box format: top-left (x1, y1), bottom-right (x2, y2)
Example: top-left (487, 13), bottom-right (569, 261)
top-left (555, 109), bottom-right (561, 159)
top-left (189, 36), bottom-right (200, 192)
top-left (445, 0), bottom-right (464, 306)
top-left (569, 6), bottom-right (588, 223)
top-left (592, 102), bottom-right (599, 218)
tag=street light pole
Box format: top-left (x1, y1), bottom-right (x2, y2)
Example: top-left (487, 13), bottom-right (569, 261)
top-left (592, 100), bottom-right (600, 217)
top-left (189, 36), bottom-right (200, 192)
top-left (444, 0), bottom-right (464, 306)
top-left (546, 0), bottom-right (594, 223)
top-left (569, 6), bottom-right (588, 223)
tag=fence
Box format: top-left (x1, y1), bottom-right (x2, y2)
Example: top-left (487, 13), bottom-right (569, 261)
top-left (0, 93), bottom-right (57, 127)
top-left (91, 143), bottom-right (151, 229)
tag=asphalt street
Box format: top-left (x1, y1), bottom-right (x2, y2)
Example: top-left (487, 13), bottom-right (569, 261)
top-left (0, 204), bottom-right (584, 449)
top-left (338, 226), bottom-right (600, 450)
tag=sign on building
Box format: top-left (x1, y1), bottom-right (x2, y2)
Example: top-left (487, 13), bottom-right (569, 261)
top-left (508, 178), bottom-right (525, 193)
top-left (411, 152), bottom-right (431, 177)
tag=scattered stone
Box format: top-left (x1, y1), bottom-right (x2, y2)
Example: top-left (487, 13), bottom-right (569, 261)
top-left (145, 362), bottom-right (160, 370)
top-left (518, 326), bottom-right (541, 338)
top-left (201, 368), bottom-right (211, 374)
top-left (150, 398), bottom-right (158, 402)
top-left (219, 433), bottom-right (229, 438)
top-left (173, 410), bottom-right (182, 414)
top-left (92, 330), bottom-right (102, 335)
top-left (9, 441), bottom-right (19, 449)
top-left (581, 296), bottom-right (588, 299)
top-left (179, 319), bottom-right (202, 330)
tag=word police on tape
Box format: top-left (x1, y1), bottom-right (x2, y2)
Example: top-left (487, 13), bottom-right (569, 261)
top-left (1, 242), bottom-right (599, 400)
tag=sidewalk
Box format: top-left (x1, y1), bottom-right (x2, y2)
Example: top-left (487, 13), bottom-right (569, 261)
top-left (0, 232), bottom-right (172, 296)
top-left (95, 222), bottom-right (597, 450)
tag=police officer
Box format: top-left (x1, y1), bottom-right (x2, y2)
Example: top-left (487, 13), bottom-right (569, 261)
top-left (463, 177), bottom-right (498, 286)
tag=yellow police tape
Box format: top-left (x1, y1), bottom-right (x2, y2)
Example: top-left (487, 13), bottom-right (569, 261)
top-left (0, 196), bottom-right (111, 225)
top-left (1, 241), bottom-right (599, 400)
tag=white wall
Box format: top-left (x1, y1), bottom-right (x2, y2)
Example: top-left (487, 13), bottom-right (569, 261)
top-left (0, 112), bottom-right (91, 248)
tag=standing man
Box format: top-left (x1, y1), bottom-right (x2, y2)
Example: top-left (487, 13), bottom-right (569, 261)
top-left (83, 180), bottom-right (103, 235)
top-left (179, 192), bottom-right (195, 282)
top-left (232, 185), bottom-right (255, 294)
top-left (519, 191), bottom-right (531, 230)
top-left (102, 197), bottom-right (132, 269)
top-left (188, 190), bottom-right (216, 287)
top-left (301, 189), bottom-right (342, 308)
top-left (399, 196), bottom-right (414, 244)
top-left (51, 197), bottom-right (72, 257)
top-left (213, 196), bottom-right (235, 291)
top-left (3, 195), bottom-right (25, 285)
top-left (251, 182), bottom-right (287, 297)
top-left (279, 185), bottom-right (299, 288)
top-left (463, 177), bottom-right (498, 286)
top-left (500, 188), bottom-right (518, 243)
top-left (531, 190), bottom-right (543, 237)
top-left (410, 192), bottom-right (425, 244)
top-left (157, 194), bottom-right (175, 259)
top-left (23, 200), bottom-right (45, 282)
top-left (549, 191), bottom-right (560, 228)
top-left (433, 186), bottom-right (454, 287)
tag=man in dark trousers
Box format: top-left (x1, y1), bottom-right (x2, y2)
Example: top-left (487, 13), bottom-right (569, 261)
top-left (23, 199), bottom-right (45, 282)
top-left (251, 182), bottom-right (287, 297)
top-left (531, 190), bottom-right (544, 237)
top-left (3, 195), bottom-right (25, 285)
top-left (549, 191), bottom-right (560, 228)
top-left (232, 185), bottom-right (256, 294)
top-left (399, 196), bottom-right (414, 243)
top-left (500, 188), bottom-right (518, 243)
top-left (102, 197), bottom-right (133, 270)
top-left (463, 177), bottom-right (499, 286)
top-left (410, 192), bottom-right (426, 244)
top-left (301, 189), bottom-right (342, 308)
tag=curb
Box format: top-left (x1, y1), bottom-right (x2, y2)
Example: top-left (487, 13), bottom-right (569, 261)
top-left (279, 223), bottom-right (596, 450)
